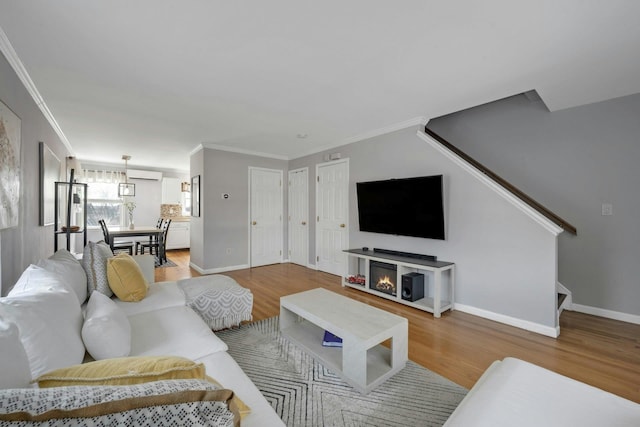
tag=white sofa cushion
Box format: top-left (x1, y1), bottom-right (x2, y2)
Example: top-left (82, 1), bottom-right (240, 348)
top-left (82, 291), bottom-right (131, 360)
top-left (114, 281), bottom-right (185, 316)
top-left (0, 319), bottom-right (32, 389)
top-left (81, 241), bottom-right (114, 297)
top-left (9, 264), bottom-right (66, 296)
top-left (127, 306), bottom-right (227, 360)
top-left (0, 286), bottom-right (84, 379)
top-left (443, 357), bottom-right (640, 427)
top-left (36, 249), bottom-right (87, 303)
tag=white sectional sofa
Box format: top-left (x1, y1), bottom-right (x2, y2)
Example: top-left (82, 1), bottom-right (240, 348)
top-left (444, 357), bottom-right (640, 426)
top-left (0, 247), bottom-right (284, 426)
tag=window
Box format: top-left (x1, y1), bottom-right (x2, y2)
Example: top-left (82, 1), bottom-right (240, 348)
top-left (82, 170), bottom-right (126, 227)
top-left (181, 191), bottom-right (191, 216)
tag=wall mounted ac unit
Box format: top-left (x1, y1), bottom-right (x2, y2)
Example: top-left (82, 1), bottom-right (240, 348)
top-left (127, 169), bottom-right (163, 181)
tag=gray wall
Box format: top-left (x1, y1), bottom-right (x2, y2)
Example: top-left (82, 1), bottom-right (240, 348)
top-left (290, 126), bottom-right (559, 331)
top-left (0, 51), bottom-right (72, 295)
top-left (189, 149), bottom-right (204, 268)
top-left (190, 147), bottom-right (287, 272)
top-left (428, 93), bottom-right (640, 317)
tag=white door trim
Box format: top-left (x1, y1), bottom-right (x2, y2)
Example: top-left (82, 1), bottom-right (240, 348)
top-left (315, 158), bottom-right (350, 276)
top-left (288, 167), bottom-right (309, 267)
top-left (248, 166), bottom-right (284, 267)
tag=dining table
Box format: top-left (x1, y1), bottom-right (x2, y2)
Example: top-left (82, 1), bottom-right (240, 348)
top-left (107, 225), bottom-right (165, 264)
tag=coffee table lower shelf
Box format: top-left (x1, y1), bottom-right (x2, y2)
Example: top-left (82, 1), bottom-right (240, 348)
top-left (281, 319), bottom-right (397, 394)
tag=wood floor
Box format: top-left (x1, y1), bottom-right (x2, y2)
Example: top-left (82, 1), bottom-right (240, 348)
top-left (159, 249), bottom-right (640, 403)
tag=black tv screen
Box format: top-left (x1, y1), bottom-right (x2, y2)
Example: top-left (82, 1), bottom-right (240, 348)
top-left (356, 175), bottom-right (445, 240)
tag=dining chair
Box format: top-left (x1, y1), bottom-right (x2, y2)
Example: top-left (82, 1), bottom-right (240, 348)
top-left (138, 219), bottom-right (172, 264)
top-left (98, 219), bottom-right (134, 255)
top-left (136, 218), bottom-right (164, 255)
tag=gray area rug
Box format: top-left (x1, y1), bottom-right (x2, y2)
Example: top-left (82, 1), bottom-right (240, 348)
top-left (154, 258), bottom-right (177, 268)
top-left (216, 316), bottom-right (467, 426)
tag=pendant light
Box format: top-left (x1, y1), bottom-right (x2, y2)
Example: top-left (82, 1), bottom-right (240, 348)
top-left (118, 155), bottom-right (136, 197)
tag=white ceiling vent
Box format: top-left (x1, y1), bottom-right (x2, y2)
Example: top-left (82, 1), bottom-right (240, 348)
top-left (127, 169), bottom-right (163, 181)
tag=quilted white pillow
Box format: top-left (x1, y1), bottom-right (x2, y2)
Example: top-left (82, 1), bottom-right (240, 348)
top-left (0, 286), bottom-right (84, 379)
top-left (36, 249), bottom-right (88, 303)
top-left (0, 319), bottom-right (31, 389)
top-left (82, 241), bottom-right (114, 297)
top-left (82, 291), bottom-right (131, 360)
top-left (9, 264), bottom-right (67, 296)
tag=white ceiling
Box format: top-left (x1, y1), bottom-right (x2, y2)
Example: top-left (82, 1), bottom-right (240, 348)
top-left (1, 1), bottom-right (640, 172)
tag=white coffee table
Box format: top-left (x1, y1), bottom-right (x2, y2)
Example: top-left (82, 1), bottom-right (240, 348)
top-left (280, 288), bottom-right (408, 394)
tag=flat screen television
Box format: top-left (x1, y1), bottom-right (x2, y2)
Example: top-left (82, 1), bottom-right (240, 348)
top-left (356, 175), bottom-right (445, 240)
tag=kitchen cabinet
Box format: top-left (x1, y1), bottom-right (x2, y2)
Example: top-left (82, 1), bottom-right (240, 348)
top-left (161, 178), bottom-right (181, 204)
top-left (165, 220), bottom-right (190, 249)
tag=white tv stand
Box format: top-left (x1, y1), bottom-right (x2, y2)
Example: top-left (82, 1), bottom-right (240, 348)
top-left (343, 249), bottom-right (455, 318)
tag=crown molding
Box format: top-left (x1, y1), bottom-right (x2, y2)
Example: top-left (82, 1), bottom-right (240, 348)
top-left (201, 142), bottom-right (289, 160)
top-left (189, 144), bottom-right (204, 156)
top-left (0, 25), bottom-right (74, 154)
top-left (291, 116), bottom-right (427, 160)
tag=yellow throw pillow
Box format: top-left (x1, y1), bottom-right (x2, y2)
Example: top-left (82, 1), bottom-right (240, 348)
top-left (37, 356), bottom-right (205, 388)
top-left (107, 253), bottom-right (148, 302)
top-left (206, 375), bottom-right (251, 420)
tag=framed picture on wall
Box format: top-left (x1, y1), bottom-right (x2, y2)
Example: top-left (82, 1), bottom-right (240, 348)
top-left (191, 175), bottom-right (200, 217)
top-left (39, 141), bottom-right (61, 226)
top-left (0, 98), bottom-right (21, 230)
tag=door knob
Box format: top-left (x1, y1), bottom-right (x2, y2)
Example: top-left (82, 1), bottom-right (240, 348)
top-left (252, 221), bottom-right (257, 225)
top-left (302, 221), bottom-right (306, 225)
top-left (340, 223), bottom-right (346, 228)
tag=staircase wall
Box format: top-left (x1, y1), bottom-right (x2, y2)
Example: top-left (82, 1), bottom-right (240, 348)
top-left (428, 92), bottom-right (640, 322)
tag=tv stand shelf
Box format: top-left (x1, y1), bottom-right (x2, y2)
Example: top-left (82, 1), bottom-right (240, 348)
top-left (343, 249), bottom-right (455, 318)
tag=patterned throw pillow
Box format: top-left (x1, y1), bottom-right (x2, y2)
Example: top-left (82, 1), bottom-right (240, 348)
top-left (0, 379), bottom-right (239, 427)
top-left (82, 241), bottom-right (114, 297)
top-left (37, 356), bottom-right (204, 388)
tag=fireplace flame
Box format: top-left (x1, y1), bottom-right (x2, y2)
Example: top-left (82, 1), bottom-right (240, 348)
top-left (376, 275), bottom-right (395, 292)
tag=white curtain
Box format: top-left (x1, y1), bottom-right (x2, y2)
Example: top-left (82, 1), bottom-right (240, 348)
top-left (80, 169), bottom-right (126, 184)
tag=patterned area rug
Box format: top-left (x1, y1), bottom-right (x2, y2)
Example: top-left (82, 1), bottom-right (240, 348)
top-left (216, 317), bottom-right (467, 427)
top-left (154, 258), bottom-right (177, 268)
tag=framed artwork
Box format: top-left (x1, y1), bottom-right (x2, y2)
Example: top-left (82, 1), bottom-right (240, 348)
top-left (191, 175), bottom-right (200, 217)
top-left (39, 141), bottom-right (61, 226)
top-left (0, 98), bottom-right (21, 230)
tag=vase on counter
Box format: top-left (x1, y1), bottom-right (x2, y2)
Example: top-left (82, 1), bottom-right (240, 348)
top-left (128, 212), bottom-right (135, 230)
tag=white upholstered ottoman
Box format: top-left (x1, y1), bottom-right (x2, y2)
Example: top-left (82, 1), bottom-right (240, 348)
top-left (177, 275), bottom-right (253, 330)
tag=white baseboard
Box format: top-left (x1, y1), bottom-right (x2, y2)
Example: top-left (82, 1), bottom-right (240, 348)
top-left (569, 304), bottom-right (640, 325)
top-left (454, 303), bottom-right (559, 338)
top-left (189, 262), bottom-right (250, 275)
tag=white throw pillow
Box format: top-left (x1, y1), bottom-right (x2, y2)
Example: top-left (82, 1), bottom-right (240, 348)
top-left (82, 291), bottom-right (131, 360)
top-left (36, 249), bottom-right (88, 303)
top-left (9, 264), bottom-right (68, 296)
top-left (82, 241), bottom-right (114, 297)
top-left (0, 319), bottom-right (32, 389)
top-left (0, 286), bottom-right (85, 380)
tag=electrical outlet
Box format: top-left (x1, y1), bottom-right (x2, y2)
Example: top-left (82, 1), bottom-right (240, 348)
top-left (602, 203), bottom-right (613, 216)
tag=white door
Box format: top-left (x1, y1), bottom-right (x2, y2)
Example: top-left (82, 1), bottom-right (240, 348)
top-left (316, 159), bottom-right (349, 276)
top-left (250, 168), bottom-right (283, 267)
top-left (288, 168), bottom-right (308, 266)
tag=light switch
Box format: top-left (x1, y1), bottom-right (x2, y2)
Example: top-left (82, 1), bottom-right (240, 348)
top-left (602, 203), bottom-right (613, 216)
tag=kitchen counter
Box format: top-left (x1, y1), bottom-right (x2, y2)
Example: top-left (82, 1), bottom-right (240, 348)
top-left (163, 216), bottom-right (190, 222)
